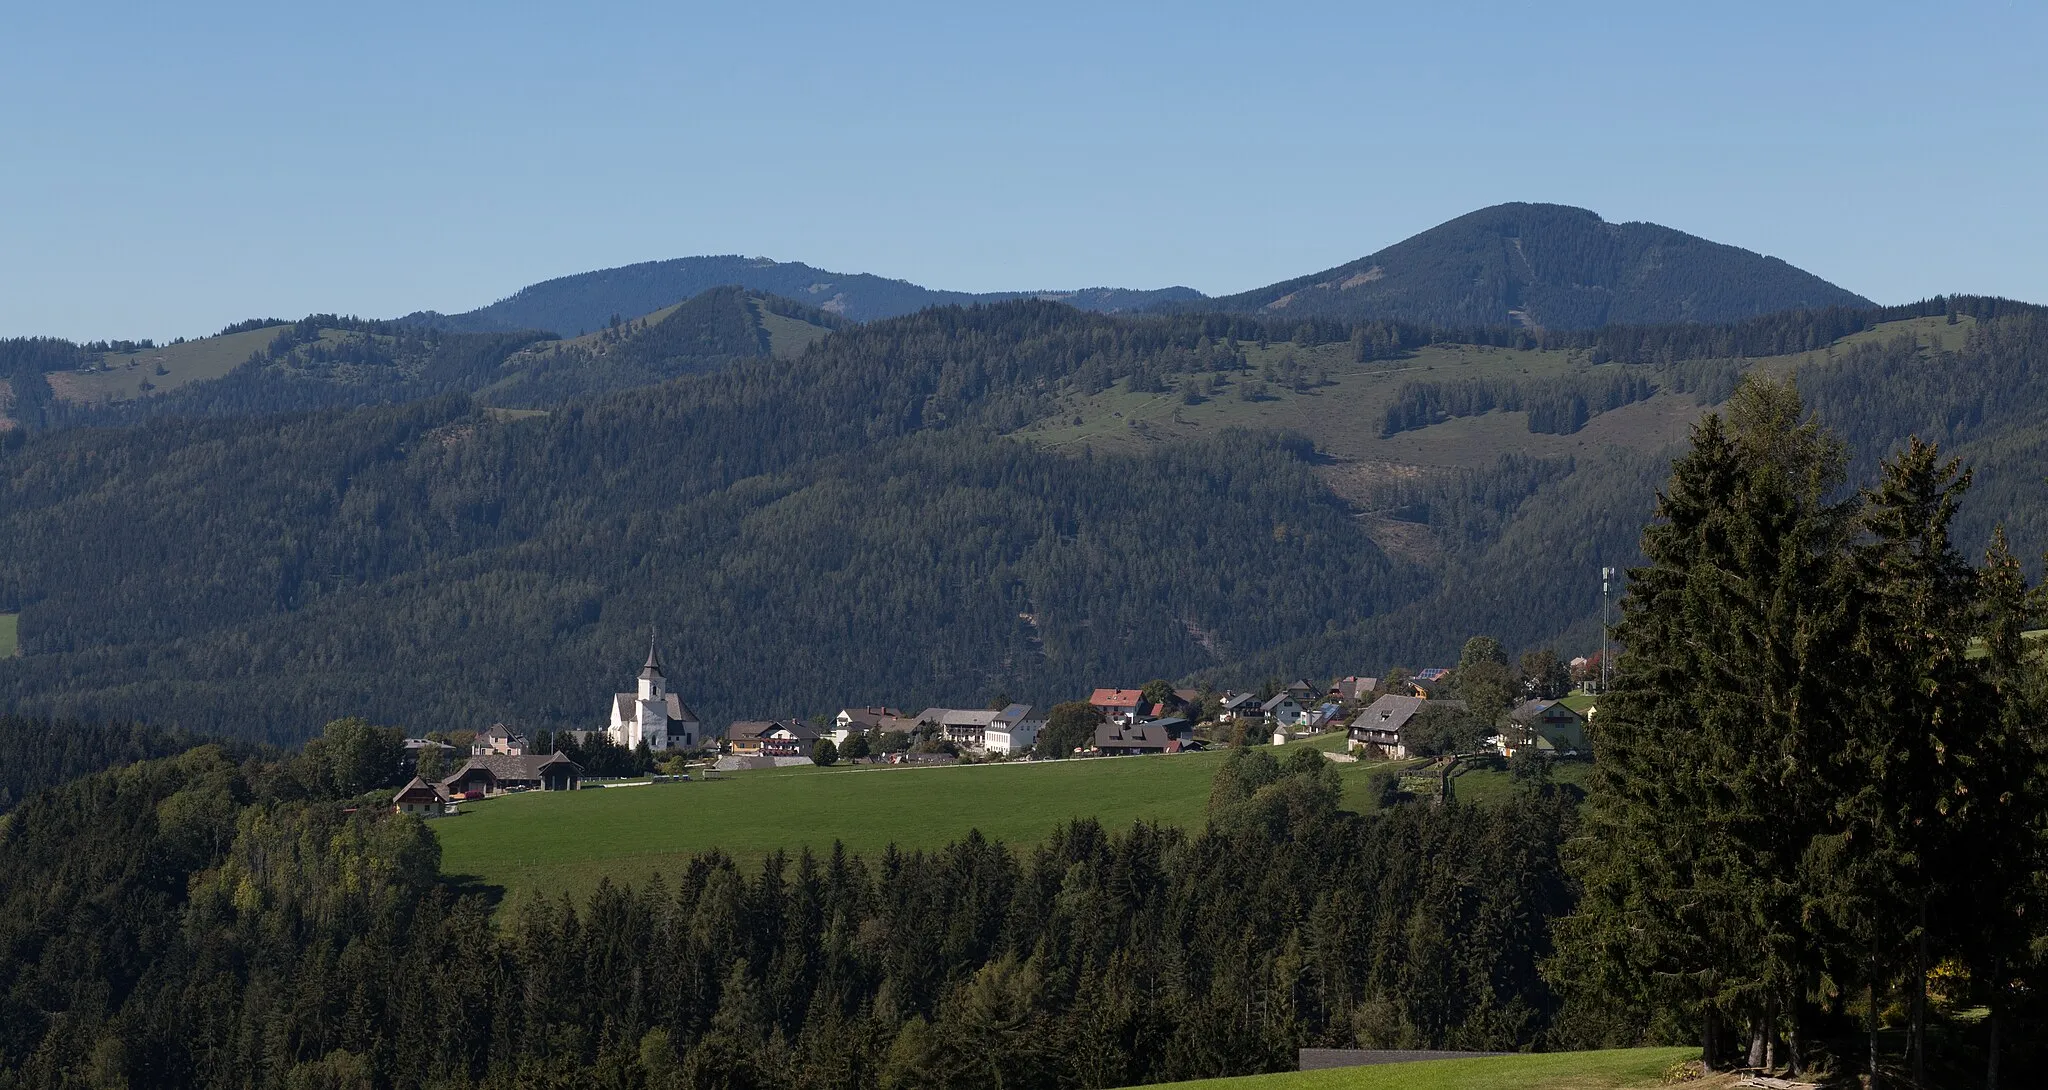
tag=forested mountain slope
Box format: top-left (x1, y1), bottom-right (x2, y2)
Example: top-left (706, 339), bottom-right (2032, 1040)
top-left (399, 253), bottom-right (1204, 332)
top-left (3, 297), bottom-right (2043, 745)
top-left (1198, 203), bottom-right (1872, 329)
top-left (1, 289), bottom-right (844, 428)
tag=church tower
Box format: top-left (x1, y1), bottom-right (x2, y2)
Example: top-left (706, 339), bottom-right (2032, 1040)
top-left (638, 631), bottom-right (665, 702)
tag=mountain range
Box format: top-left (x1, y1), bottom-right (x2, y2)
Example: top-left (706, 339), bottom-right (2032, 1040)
top-left (391, 203), bottom-right (1870, 338)
top-left (7, 202), bottom-right (2030, 747)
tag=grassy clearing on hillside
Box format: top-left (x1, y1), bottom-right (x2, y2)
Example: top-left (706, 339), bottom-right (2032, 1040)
top-left (1019, 341), bottom-right (1603, 467)
top-left (0, 613), bottom-right (17, 658)
top-left (436, 743), bottom-right (1401, 905)
top-left (1127, 1047), bottom-right (1695, 1090)
top-left (45, 325), bottom-right (287, 404)
top-left (757, 308), bottom-right (834, 358)
top-left (1448, 757), bottom-right (1592, 805)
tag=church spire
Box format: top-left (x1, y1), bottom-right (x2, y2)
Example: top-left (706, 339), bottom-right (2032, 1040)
top-left (640, 627), bottom-right (665, 679)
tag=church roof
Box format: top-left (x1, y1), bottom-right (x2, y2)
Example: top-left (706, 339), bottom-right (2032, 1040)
top-left (615, 692), bottom-right (699, 725)
top-left (639, 633), bottom-right (666, 680)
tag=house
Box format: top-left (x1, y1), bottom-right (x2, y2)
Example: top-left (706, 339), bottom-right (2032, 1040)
top-left (1415, 667), bottom-right (1451, 682)
top-left (832, 706), bottom-right (904, 745)
top-left (726, 720), bottom-right (821, 758)
top-left (1505, 699), bottom-right (1589, 755)
top-left (1260, 692), bottom-right (1309, 729)
top-left (1347, 695), bottom-right (1467, 759)
top-left (1284, 679), bottom-right (1318, 705)
top-left (471, 723), bottom-right (528, 756)
top-left (1089, 688), bottom-right (1145, 724)
top-left (1219, 692), bottom-right (1261, 720)
top-left (393, 776), bottom-right (454, 817)
top-left (1330, 676), bottom-right (1378, 702)
top-left (441, 752), bottom-right (584, 796)
top-left (605, 633), bottom-right (702, 751)
top-left (1093, 719), bottom-right (1182, 756)
top-left (985, 704), bottom-right (1042, 755)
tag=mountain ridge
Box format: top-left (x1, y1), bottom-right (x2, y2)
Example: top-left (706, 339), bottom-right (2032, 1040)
top-left (1196, 203), bottom-right (1872, 329)
top-left (398, 255), bottom-right (1205, 334)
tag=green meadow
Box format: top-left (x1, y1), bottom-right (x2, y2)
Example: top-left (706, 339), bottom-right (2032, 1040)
top-left (0, 613), bottom-right (17, 658)
top-left (1124, 1048), bottom-right (1695, 1090)
top-left (434, 737), bottom-right (1407, 904)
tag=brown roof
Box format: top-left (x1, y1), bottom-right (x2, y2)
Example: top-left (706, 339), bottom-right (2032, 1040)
top-left (1089, 688), bottom-right (1144, 708)
top-left (1093, 720), bottom-right (1176, 752)
top-left (726, 719), bottom-right (820, 742)
top-left (394, 777), bottom-right (447, 805)
top-left (443, 752), bottom-right (581, 787)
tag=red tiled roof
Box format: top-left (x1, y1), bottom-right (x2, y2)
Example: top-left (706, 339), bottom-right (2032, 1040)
top-left (1089, 688), bottom-right (1144, 707)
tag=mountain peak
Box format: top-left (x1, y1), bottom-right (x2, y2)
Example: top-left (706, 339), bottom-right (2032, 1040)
top-left (1205, 203), bottom-right (1871, 329)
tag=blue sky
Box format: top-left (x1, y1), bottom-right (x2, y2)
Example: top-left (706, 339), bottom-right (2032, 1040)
top-left (5, 1), bottom-right (2044, 339)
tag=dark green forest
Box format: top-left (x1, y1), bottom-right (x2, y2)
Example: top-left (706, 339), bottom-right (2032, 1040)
top-left (0, 738), bottom-right (1582, 1090)
top-left (0, 715), bottom-right (220, 814)
top-left (8, 296), bottom-right (2048, 744)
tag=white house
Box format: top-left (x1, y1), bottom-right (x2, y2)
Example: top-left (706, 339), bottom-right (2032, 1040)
top-left (606, 633), bottom-right (701, 751)
top-left (984, 704), bottom-right (1043, 756)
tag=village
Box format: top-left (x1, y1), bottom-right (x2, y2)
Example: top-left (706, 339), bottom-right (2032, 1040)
top-left (393, 634), bottom-right (1601, 817)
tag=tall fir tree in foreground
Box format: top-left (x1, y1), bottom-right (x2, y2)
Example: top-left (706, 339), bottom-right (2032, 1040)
top-left (1556, 378), bottom-right (2046, 1084)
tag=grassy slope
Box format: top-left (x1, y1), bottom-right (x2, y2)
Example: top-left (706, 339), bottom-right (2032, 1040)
top-left (436, 742), bottom-right (1399, 904)
top-left (0, 613), bottom-right (16, 658)
top-left (44, 325), bottom-right (288, 404)
top-left (1125, 1047), bottom-right (1694, 1090)
top-left (757, 307), bottom-right (835, 358)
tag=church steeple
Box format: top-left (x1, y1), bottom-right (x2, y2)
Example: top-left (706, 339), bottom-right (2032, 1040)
top-left (640, 628), bottom-right (665, 679)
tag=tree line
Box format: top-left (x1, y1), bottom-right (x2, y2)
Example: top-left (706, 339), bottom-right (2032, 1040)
top-left (0, 735), bottom-right (1583, 1090)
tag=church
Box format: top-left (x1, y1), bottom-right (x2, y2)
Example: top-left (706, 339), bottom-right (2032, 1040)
top-left (606, 633), bottom-right (701, 751)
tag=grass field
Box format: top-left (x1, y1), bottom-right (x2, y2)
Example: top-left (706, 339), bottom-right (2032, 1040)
top-left (44, 324), bottom-right (287, 404)
top-left (1125, 1047), bottom-right (1695, 1090)
top-left (757, 307), bottom-right (835, 358)
top-left (1447, 756), bottom-right (1593, 806)
top-left (435, 740), bottom-right (1401, 905)
top-left (0, 613), bottom-right (17, 658)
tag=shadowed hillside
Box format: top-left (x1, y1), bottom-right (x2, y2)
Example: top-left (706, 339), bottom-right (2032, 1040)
top-left (1199, 203), bottom-right (1872, 329)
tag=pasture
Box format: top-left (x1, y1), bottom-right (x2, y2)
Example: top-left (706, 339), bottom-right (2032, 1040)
top-left (1124, 1047), bottom-right (1696, 1090)
top-left (0, 613), bottom-right (16, 658)
top-left (44, 324), bottom-right (287, 404)
top-left (434, 737), bottom-right (1403, 905)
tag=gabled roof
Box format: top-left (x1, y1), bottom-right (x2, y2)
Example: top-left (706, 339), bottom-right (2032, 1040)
top-left (1509, 699), bottom-right (1583, 725)
top-left (1349, 695), bottom-right (1471, 738)
top-left (1415, 667), bottom-right (1451, 682)
top-left (615, 692), bottom-right (699, 724)
top-left (443, 752), bottom-right (581, 786)
top-left (1221, 692), bottom-right (1260, 710)
top-left (838, 706), bottom-right (902, 728)
top-left (727, 719), bottom-right (820, 742)
top-left (1261, 692), bottom-right (1303, 712)
top-left (1093, 719), bottom-right (1177, 751)
top-left (665, 693), bottom-right (697, 723)
top-left (394, 776), bottom-right (448, 805)
top-left (1088, 688), bottom-right (1144, 708)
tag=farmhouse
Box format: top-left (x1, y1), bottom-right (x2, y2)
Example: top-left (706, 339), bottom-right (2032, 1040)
top-left (472, 723), bottom-right (528, 756)
top-left (393, 776), bottom-right (454, 817)
top-left (832, 706), bottom-right (903, 744)
top-left (1330, 676), bottom-right (1378, 702)
top-left (1347, 694), bottom-right (1475, 759)
top-left (915, 704), bottom-right (1041, 754)
top-left (1505, 699), bottom-right (1588, 755)
top-left (1089, 688), bottom-right (1145, 724)
top-left (1093, 718), bottom-right (1183, 756)
top-left (727, 720), bottom-right (821, 758)
top-left (1261, 692), bottom-right (1309, 728)
top-left (1219, 692), bottom-right (1261, 720)
top-left (606, 634), bottom-right (701, 751)
top-left (442, 752), bottom-right (584, 796)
